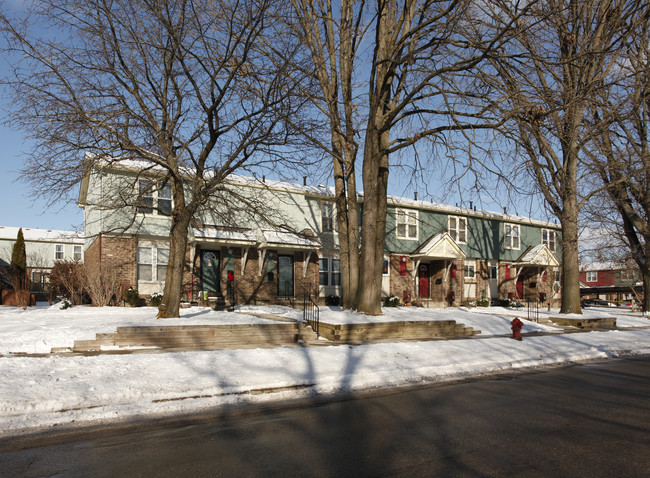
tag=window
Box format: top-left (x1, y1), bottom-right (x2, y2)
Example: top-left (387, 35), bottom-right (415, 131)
top-left (137, 247), bottom-right (153, 281)
top-left (505, 224), bottom-right (520, 250)
top-left (586, 271), bottom-right (598, 283)
top-left (157, 248), bottom-right (169, 282)
top-left (319, 257), bottom-right (341, 286)
top-left (542, 229), bottom-right (557, 252)
top-left (489, 265), bottom-right (498, 280)
top-left (73, 245), bottom-right (82, 262)
top-left (396, 209), bottom-right (418, 240)
top-left (383, 259), bottom-right (389, 275)
top-left (138, 180), bottom-right (172, 215)
top-left (448, 216), bottom-right (467, 243)
top-left (55, 244), bottom-right (64, 260)
top-left (464, 261), bottom-right (476, 279)
top-left (321, 202), bottom-right (335, 233)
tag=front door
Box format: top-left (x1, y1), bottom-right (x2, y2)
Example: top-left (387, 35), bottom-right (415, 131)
top-left (201, 250), bottom-right (221, 294)
top-left (516, 277), bottom-right (524, 299)
top-left (278, 254), bottom-right (294, 297)
top-left (418, 263), bottom-right (430, 298)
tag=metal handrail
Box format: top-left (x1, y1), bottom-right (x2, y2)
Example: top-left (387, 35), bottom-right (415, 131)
top-left (303, 287), bottom-right (320, 337)
top-left (527, 300), bottom-right (539, 323)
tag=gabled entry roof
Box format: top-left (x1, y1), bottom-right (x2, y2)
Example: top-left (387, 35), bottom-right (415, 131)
top-left (410, 232), bottom-right (466, 260)
top-left (513, 244), bottom-right (559, 267)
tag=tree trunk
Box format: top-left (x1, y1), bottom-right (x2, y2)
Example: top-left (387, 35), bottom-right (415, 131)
top-left (560, 200), bottom-right (582, 314)
top-left (355, 125), bottom-right (389, 315)
top-left (159, 209), bottom-right (192, 319)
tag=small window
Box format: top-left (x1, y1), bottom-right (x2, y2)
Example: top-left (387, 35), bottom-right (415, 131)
top-left (158, 182), bottom-right (172, 215)
top-left (448, 216), bottom-right (467, 243)
top-left (586, 271), bottom-right (598, 282)
top-left (542, 229), bottom-right (557, 252)
top-left (396, 209), bottom-right (418, 240)
top-left (489, 265), bottom-right (498, 280)
top-left (137, 247), bottom-right (153, 281)
top-left (383, 259), bottom-right (389, 275)
top-left (138, 180), bottom-right (155, 214)
top-left (464, 261), bottom-right (476, 279)
top-left (157, 247), bottom-right (169, 282)
top-left (321, 203), bottom-right (335, 233)
top-left (55, 244), bottom-right (64, 260)
top-left (73, 245), bottom-right (82, 262)
top-left (331, 259), bottom-right (341, 286)
top-left (319, 258), bottom-right (329, 286)
top-left (505, 224), bottom-right (520, 250)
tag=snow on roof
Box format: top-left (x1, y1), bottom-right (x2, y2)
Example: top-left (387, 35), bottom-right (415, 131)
top-left (0, 226), bottom-right (83, 243)
top-left (95, 158), bottom-right (558, 228)
top-left (580, 261), bottom-right (629, 272)
top-left (192, 227), bottom-right (320, 248)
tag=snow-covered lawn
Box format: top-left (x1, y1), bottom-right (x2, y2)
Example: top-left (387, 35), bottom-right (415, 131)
top-left (0, 303), bottom-right (649, 437)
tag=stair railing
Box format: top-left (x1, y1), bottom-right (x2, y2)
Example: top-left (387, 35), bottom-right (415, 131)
top-left (303, 285), bottom-right (320, 337)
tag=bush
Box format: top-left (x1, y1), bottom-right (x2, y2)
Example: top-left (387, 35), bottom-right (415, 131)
top-left (149, 291), bottom-right (164, 307)
top-left (50, 261), bottom-right (86, 305)
top-left (384, 295), bottom-right (401, 307)
top-left (325, 295), bottom-right (340, 306)
top-left (124, 287), bottom-right (139, 307)
top-left (59, 298), bottom-right (72, 310)
top-left (476, 299), bottom-right (490, 307)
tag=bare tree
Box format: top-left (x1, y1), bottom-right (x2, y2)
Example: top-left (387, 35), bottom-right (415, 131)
top-left (1, 0), bottom-right (303, 317)
top-left (284, 0), bottom-right (510, 314)
top-left (85, 262), bottom-right (122, 307)
top-left (587, 13), bottom-right (650, 313)
top-left (472, 0), bottom-right (644, 314)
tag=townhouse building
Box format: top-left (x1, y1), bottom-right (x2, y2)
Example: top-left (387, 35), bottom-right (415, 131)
top-left (78, 160), bottom-right (562, 307)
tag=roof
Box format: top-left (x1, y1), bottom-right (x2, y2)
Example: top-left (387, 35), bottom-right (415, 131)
top-left (411, 233), bottom-right (466, 260)
top-left (192, 227), bottom-right (320, 249)
top-left (514, 244), bottom-right (560, 267)
top-left (0, 227), bottom-right (83, 243)
top-left (80, 157), bottom-right (560, 230)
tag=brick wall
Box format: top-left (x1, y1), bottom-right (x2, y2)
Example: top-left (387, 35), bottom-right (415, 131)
top-left (389, 254), bottom-right (414, 302)
top-left (85, 234), bottom-right (137, 288)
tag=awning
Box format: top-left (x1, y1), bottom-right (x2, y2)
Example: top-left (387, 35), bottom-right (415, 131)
top-left (192, 227), bottom-right (320, 250)
top-left (513, 244), bottom-right (559, 267)
top-left (410, 232), bottom-right (466, 260)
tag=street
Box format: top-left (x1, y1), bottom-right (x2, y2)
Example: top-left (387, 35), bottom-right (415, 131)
top-left (1, 356), bottom-right (649, 477)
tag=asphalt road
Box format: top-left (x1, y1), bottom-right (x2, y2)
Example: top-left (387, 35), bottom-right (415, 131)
top-left (1, 356), bottom-right (649, 477)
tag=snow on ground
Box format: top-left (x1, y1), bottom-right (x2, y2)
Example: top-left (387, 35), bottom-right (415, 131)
top-left (0, 303), bottom-right (649, 437)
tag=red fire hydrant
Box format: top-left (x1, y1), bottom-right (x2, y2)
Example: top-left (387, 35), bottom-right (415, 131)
top-left (511, 318), bottom-right (523, 341)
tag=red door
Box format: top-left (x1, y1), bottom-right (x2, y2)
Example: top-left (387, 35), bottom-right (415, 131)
top-left (516, 278), bottom-right (524, 299)
top-left (419, 263), bottom-right (430, 298)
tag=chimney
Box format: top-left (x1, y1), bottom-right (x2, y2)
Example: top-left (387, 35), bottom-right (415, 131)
top-left (303, 176), bottom-right (307, 186)
top-left (503, 207), bottom-right (507, 215)
top-left (414, 191), bottom-right (418, 201)
top-left (262, 175), bottom-right (265, 183)
top-left (469, 201), bottom-right (473, 210)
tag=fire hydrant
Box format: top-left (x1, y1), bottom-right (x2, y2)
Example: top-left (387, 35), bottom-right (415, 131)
top-left (511, 318), bottom-right (523, 341)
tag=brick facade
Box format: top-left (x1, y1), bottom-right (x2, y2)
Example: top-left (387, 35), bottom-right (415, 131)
top-left (85, 234), bottom-right (138, 288)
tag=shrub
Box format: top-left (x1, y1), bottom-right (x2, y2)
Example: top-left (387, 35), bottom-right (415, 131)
top-left (325, 295), bottom-right (340, 306)
top-left (476, 299), bottom-right (490, 307)
top-left (124, 287), bottom-right (139, 307)
top-left (85, 262), bottom-right (121, 307)
top-left (384, 295), bottom-right (401, 307)
top-left (149, 291), bottom-right (164, 307)
top-left (59, 298), bottom-right (72, 310)
top-left (50, 261), bottom-right (86, 305)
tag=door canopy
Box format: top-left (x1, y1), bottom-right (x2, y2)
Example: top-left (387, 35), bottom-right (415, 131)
top-left (513, 244), bottom-right (560, 267)
top-left (410, 232), bottom-right (467, 261)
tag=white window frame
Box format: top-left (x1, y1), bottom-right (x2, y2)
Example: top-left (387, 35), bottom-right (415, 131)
top-left (489, 264), bottom-right (498, 280)
top-left (137, 246), bottom-right (169, 282)
top-left (321, 202), bottom-right (335, 233)
top-left (54, 244), bottom-right (64, 261)
top-left (464, 261), bottom-right (476, 280)
top-left (73, 245), bottom-right (82, 262)
top-left (504, 223), bottom-right (521, 250)
top-left (319, 257), bottom-right (341, 287)
top-left (542, 229), bottom-right (557, 252)
top-left (448, 216), bottom-right (467, 244)
top-left (137, 179), bottom-right (172, 216)
top-left (586, 271), bottom-right (598, 283)
top-left (396, 209), bottom-right (418, 240)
